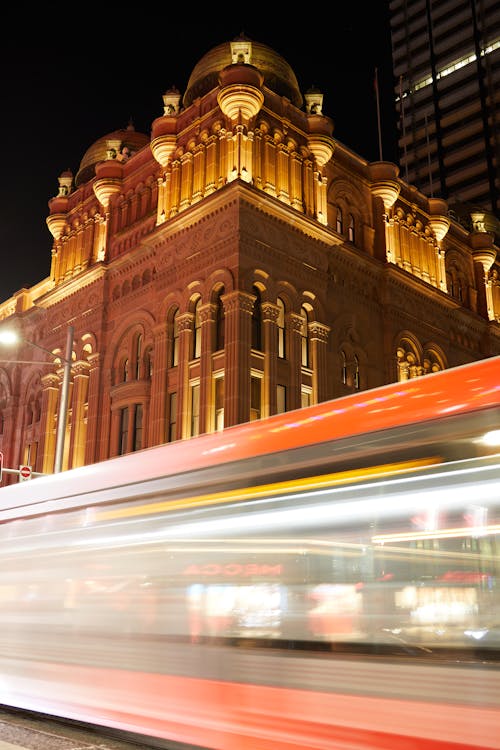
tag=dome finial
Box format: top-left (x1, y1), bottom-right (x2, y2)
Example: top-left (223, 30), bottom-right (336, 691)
top-left (231, 36), bottom-right (252, 65)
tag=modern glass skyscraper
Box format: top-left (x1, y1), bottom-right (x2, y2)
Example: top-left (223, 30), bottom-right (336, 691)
top-left (389, 0), bottom-right (499, 226)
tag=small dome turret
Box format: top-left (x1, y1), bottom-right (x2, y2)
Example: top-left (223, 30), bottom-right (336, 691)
top-left (75, 123), bottom-right (149, 187)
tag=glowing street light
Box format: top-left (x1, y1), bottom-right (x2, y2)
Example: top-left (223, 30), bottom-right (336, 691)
top-left (0, 325), bottom-right (74, 473)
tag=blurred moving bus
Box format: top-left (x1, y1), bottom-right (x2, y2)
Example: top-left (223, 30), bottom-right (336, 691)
top-left (0, 356), bottom-right (499, 749)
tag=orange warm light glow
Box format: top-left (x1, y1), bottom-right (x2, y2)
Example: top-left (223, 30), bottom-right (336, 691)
top-left (95, 457), bottom-right (439, 521)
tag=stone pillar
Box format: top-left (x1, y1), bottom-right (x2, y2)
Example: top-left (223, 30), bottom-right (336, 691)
top-left (39, 372), bottom-right (60, 474)
top-left (85, 353), bottom-right (102, 463)
top-left (198, 303), bottom-right (216, 434)
top-left (1, 400), bottom-right (19, 476)
top-left (69, 361), bottom-right (89, 468)
top-left (309, 322), bottom-right (330, 404)
top-left (287, 312), bottom-right (304, 411)
top-left (261, 301), bottom-right (279, 418)
top-left (108, 406), bottom-right (122, 458)
top-left (221, 290), bottom-right (255, 427)
top-left (176, 312), bottom-right (194, 439)
top-left (148, 325), bottom-right (169, 445)
top-left (180, 151), bottom-right (194, 210)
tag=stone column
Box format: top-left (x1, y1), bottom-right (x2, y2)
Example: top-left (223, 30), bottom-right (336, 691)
top-left (85, 353), bottom-right (102, 463)
top-left (1, 400), bottom-right (19, 476)
top-left (69, 361), bottom-right (89, 468)
top-left (148, 325), bottom-right (169, 445)
top-left (39, 372), bottom-right (60, 474)
top-left (198, 303), bottom-right (216, 434)
top-left (309, 322), bottom-right (330, 404)
top-left (221, 290), bottom-right (255, 427)
top-left (176, 312), bottom-right (194, 439)
top-left (261, 302), bottom-right (279, 418)
top-left (287, 312), bottom-right (304, 411)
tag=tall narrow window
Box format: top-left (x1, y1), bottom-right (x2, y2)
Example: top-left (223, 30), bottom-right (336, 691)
top-left (250, 376), bottom-right (262, 421)
top-left (348, 214), bottom-right (355, 242)
top-left (119, 407), bottom-right (129, 455)
top-left (277, 297), bottom-right (285, 358)
top-left (336, 207), bottom-right (343, 234)
top-left (171, 309), bottom-right (179, 367)
top-left (193, 300), bottom-right (201, 359)
top-left (168, 392), bottom-right (177, 442)
top-left (123, 359), bottom-right (129, 382)
top-left (133, 404), bottom-right (143, 451)
top-left (277, 384), bottom-right (286, 414)
top-left (251, 287), bottom-right (262, 351)
top-left (353, 355), bottom-right (360, 390)
top-left (135, 335), bottom-right (143, 379)
top-left (145, 348), bottom-right (152, 379)
top-left (300, 306), bottom-right (309, 367)
top-left (301, 387), bottom-right (312, 409)
top-left (215, 376), bottom-right (224, 431)
top-left (190, 383), bottom-right (200, 437)
top-left (341, 350), bottom-right (347, 385)
top-left (215, 291), bottom-right (225, 351)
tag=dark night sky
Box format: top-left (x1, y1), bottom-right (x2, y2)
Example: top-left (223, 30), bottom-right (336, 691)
top-left (0, 5), bottom-right (397, 301)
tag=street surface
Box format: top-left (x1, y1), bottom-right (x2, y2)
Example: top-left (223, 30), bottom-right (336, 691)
top-left (0, 709), bottom-right (153, 749)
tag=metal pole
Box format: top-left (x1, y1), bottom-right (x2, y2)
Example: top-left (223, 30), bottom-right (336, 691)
top-left (54, 325), bottom-right (74, 473)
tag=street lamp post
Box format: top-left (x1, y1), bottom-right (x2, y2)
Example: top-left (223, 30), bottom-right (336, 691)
top-left (0, 325), bottom-right (74, 474)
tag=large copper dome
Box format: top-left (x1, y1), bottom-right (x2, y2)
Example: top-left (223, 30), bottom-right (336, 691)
top-left (183, 36), bottom-right (303, 109)
top-left (75, 124), bottom-right (149, 187)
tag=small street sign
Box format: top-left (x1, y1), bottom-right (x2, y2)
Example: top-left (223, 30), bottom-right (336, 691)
top-left (19, 465), bottom-right (32, 482)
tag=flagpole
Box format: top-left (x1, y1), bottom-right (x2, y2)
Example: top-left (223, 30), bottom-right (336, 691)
top-left (375, 67), bottom-right (383, 161)
top-left (399, 75), bottom-right (409, 181)
top-left (425, 114), bottom-right (434, 198)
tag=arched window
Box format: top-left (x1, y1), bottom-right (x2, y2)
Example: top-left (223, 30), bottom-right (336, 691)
top-left (251, 287), bottom-right (262, 351)
top-left (215, 290), bottom-right (225, 351)
top-left (348, 214), bottom-right (355, 242)
top-left (193, 299), bottom-right (202, 359)
top-left (300, 306), bottom-right (309, 367)
top-left (171, 309), bottom-right (179, 367)
top-left (277, 297), bottom-right (285, 358)
top-left (123, 358), bottom-right (129, 382)
top-left (336, 207), bottom-right (343, 235)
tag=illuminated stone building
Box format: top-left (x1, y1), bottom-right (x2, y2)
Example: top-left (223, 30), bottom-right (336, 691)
top-left (0, 35), bottom-right (499, 478)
